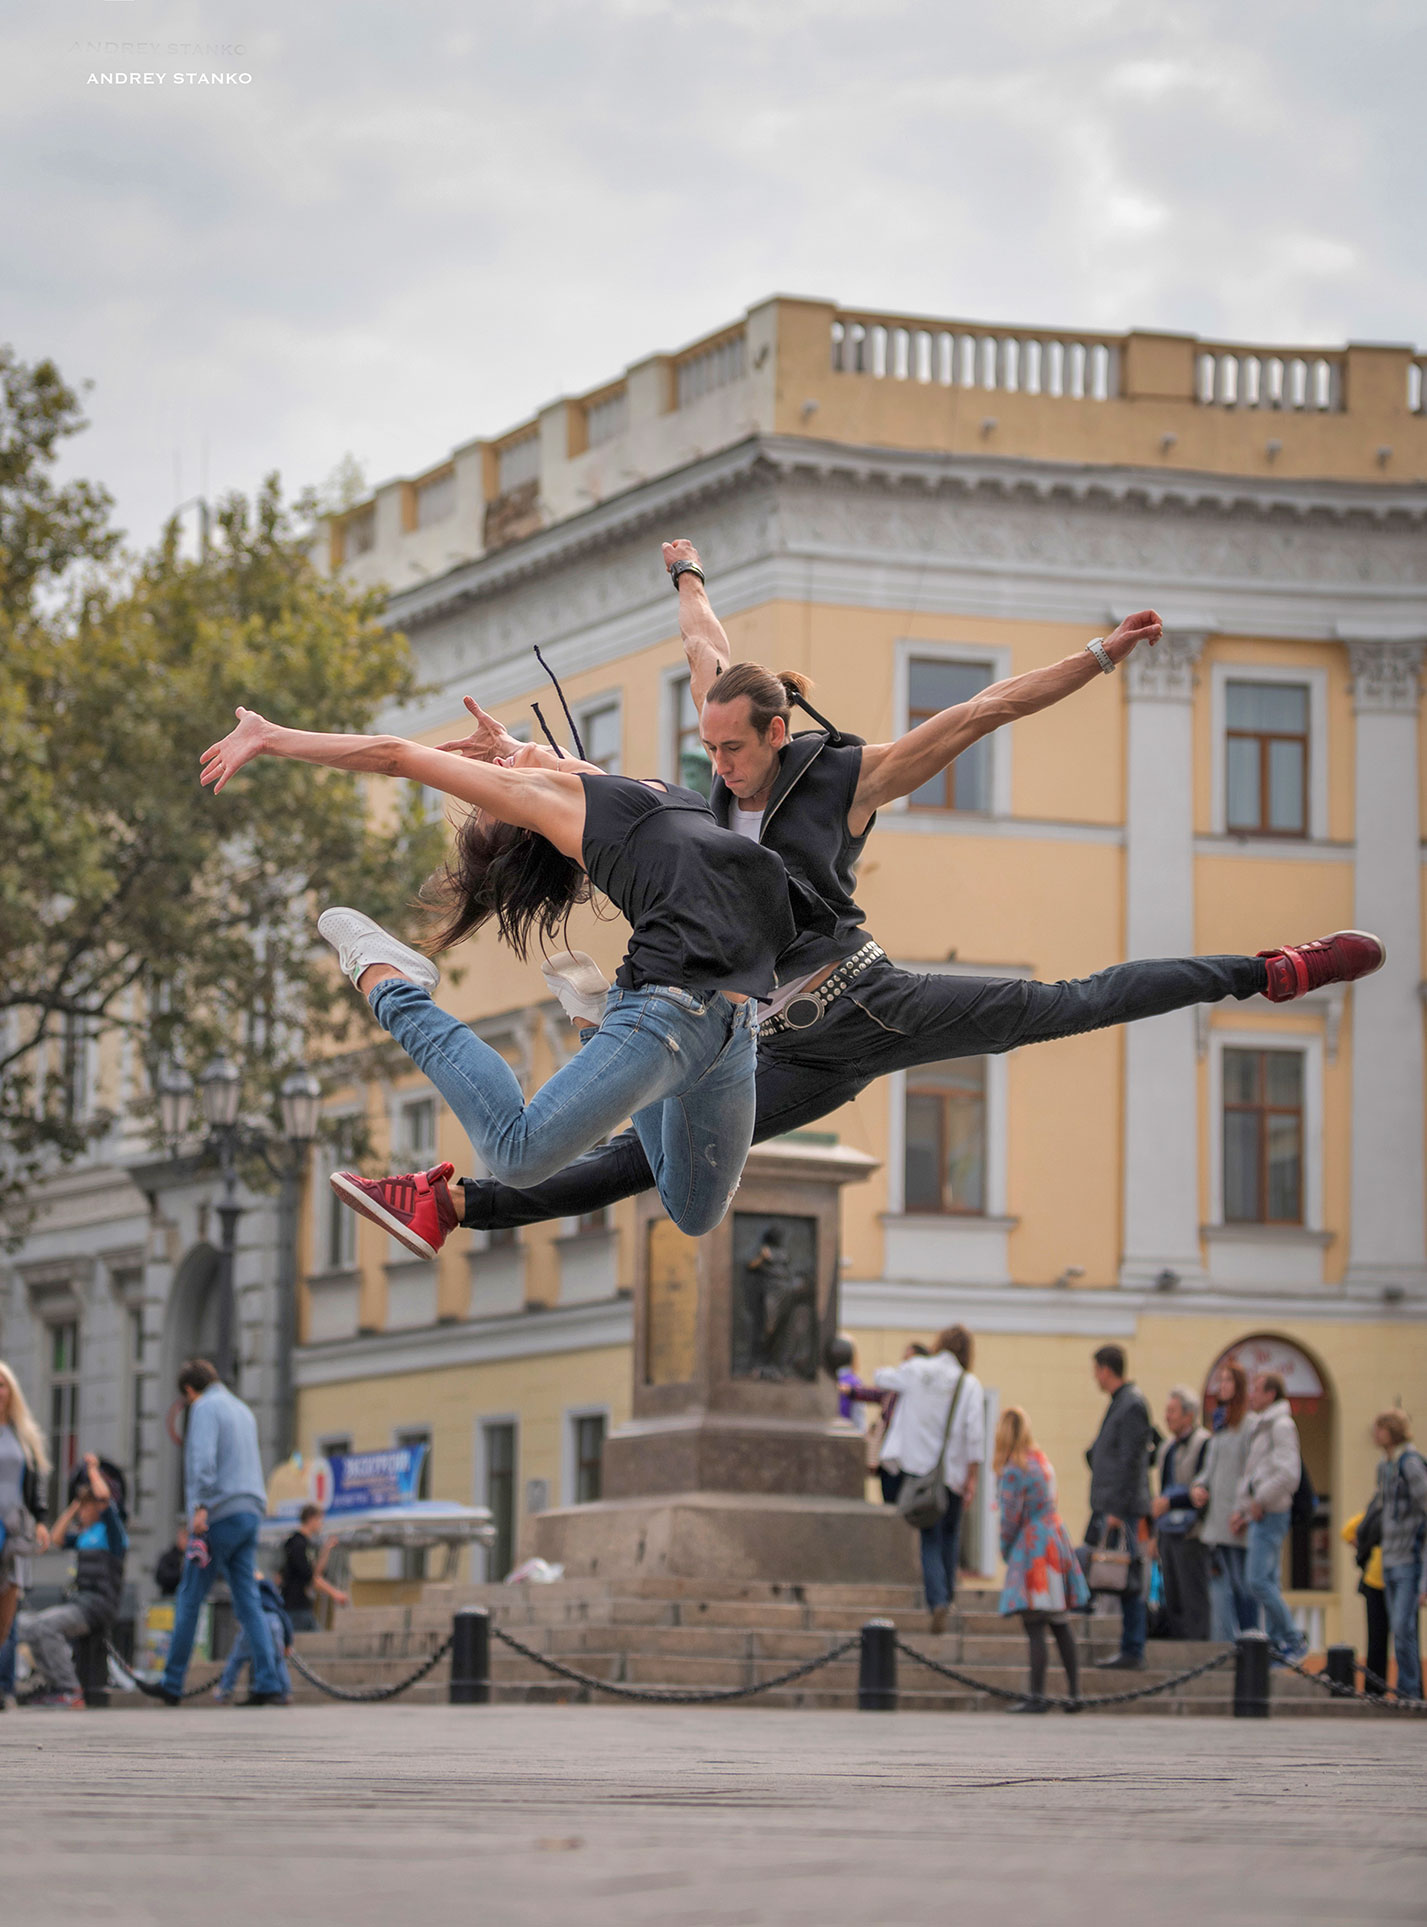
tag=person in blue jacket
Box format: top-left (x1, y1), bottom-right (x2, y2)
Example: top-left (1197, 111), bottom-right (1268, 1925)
top-left (214, 1576), bottom-right (294, 1703)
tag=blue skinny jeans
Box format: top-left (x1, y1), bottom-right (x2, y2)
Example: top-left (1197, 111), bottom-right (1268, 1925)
top-left (371, 978), bottom-right (757, 1237)
top-left (219, 1609), bottom-right (292, 1699)
top-left (1245, 1508), bottom-right (1300, 1653)
top-left (163, 1511), bottom-right (284, 1699)
top-left (1383, 1557), bottom-right (1423, 1700)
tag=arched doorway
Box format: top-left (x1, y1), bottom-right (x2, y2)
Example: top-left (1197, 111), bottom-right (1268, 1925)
top-left (156, 1244), bottom-right (222, 1529)
top-left (1204, 1333), bottom-right (1335, 1598)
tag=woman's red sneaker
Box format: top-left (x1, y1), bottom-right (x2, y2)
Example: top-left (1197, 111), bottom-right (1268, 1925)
top-left (329, 1161), bottom-right (459, 1260)
top-left (1258, 930), bottom-right (1385, 1003)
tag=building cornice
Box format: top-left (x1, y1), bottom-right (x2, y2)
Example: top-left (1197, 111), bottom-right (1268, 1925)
top-left (293, 1294), bottom-right (635, 1387)
top-left (841, 1277), bottom-right (1427, 1334)
top-left (385, 433), bottom-right (1427, 636)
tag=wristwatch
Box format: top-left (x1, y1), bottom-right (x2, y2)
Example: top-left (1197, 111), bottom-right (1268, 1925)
top-left (669, 560), bottom-right (706, 592)
top-left (1085, 637), bottom-right (1115, 674)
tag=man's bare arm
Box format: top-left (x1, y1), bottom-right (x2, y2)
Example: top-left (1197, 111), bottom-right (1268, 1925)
top-left (850, 611), bottom-right (1162, 830)
top-left (663, 539), bottom-right (731, 709)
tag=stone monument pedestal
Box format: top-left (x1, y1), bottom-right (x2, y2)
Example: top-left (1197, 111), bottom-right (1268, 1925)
top-left (531, 1137), bottom-right (919, 1586)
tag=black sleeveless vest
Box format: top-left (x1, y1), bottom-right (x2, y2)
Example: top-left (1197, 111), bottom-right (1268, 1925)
top-left (710, 732), bottom-right (874, 981)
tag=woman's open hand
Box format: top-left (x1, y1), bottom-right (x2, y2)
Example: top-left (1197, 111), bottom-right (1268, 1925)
top-left (200, 707), bottom-right (273, 793)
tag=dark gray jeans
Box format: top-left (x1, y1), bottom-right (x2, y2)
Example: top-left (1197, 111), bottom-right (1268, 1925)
top-left (462, 952), bottom-right (1267, 1229)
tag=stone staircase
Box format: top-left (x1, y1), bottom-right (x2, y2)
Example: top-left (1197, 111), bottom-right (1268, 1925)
top-left (284, 1577), bottom-right (1359, 1717)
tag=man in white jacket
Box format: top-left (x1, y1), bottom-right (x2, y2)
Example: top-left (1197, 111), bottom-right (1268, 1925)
top-left (875, 1325), bottom-right (984, 1634)
top-left (1230, 1371), bottom-right (1307, 1662)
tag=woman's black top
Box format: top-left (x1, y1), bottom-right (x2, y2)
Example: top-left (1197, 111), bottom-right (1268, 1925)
top-left (578, 774), bottom-right (800, 999)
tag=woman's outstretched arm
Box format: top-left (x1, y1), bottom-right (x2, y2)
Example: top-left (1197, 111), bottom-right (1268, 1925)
top-left (200, 708), bottom-right (588, 856)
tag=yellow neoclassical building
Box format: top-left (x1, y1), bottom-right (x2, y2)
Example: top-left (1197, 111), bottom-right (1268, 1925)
top-left (293, 297), bottom-right (1427, 1643)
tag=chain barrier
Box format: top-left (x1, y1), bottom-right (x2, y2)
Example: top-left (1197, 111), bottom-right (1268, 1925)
top-left (287, 1635), bottom-right (454, 1703)
top-left (104, 1644), bottom-right (224, 1701)
top-left (1272, 1652), bottom-right (1427, 1716)
top-left (489, 1623), bottom-right (862, 1703)
top-left (895, 1637), bottom-right (1235, 1710)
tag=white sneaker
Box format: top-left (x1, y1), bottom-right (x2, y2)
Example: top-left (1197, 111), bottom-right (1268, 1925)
top-left (541, 949), bottom-right (610, 1025)
top-left (316, 907), bottom-right (440, 993)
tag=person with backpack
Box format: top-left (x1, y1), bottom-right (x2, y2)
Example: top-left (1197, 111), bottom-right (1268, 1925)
top-left (214, 1576), bottom-right (295, 1704)
top-left (1230, 1371), bottom-right (1307, 1663)
top-left (1373, 1408), bottom-right (1427, 1701)
top-left (874, 1326), bottom-right (984, 1634)
top-left (13, 1453), bottom-right (127, 1709)
top-left (1341, 1491), bottom-right (1388, 1692)
top-left (995, 1406), bottom-right (1089, 1713)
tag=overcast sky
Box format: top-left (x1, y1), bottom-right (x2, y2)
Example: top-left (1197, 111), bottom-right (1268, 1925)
top-left (4, 0), bottom-right (1423, 549)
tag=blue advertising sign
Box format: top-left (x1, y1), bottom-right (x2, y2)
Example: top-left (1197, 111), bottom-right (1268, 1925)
top-left (327, 1445), bottom-right (427, 1513)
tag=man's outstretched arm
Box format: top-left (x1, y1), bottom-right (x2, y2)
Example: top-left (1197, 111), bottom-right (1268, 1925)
top-left (849, 611), bottom-right (1162, 831)
top-left (663, 538), bottom-right (731, 709)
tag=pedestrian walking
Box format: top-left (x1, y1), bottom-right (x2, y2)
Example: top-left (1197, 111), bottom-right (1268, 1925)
top-left (160, 1360), bottom-right (287, 1707)
top-left (279, 1504), bottom-right (349, 1633)
top-left (996, 1406), bottom-right (1088, 1713)
top-left (874, 1326), bottom-right (984, 1634)
top-left (1341, 1498), bottom-right (1388, 1692)
top-left (1373, 1408), bottom-right (1427, 1702)
top-left (1231, 1371), bottom-right (1307, 1662)
top-left (1151, 1387), bottom-right (1211, 1640)
top-left (153, 1522), bottom-right (189, 1597)
top-left (14, 1454), bottom-right (126, 1709)
top-left (871, 1342), bottom-right (928, 1506)
top-left (214, 1577), bottom-right (295, 1703)
top-left (1083, 1345), bottom-right (1154, 1669)
top-left (1192, 1361), bottom-right (1256, 1640)
top-left (0, 1360), bottom-right (51, 1658)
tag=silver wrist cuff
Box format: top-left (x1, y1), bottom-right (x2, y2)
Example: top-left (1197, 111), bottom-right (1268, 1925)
top-left (1085, 637), bottom-right (1115, 675)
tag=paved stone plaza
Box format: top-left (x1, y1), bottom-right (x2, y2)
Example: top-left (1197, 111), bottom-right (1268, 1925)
top-left (2, 1705), bottom-right (1423, 1925)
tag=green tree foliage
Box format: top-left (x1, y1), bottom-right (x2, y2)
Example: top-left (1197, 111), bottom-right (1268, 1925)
top-left (0, 349), bottom-right (443, 1226)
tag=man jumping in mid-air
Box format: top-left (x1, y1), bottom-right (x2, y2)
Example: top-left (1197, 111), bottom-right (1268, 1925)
top-left (351, 537), bottom-right (1383, 1255)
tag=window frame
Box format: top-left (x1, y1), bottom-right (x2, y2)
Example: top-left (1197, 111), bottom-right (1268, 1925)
top-left (1208, 1028), bottom-right (1323, 1231)
top-left (886, 1052), bottom-right (1009, 1222)
top-left (311, 1112), bottom-right (362, 1273)
top-left (563, 1404), bottom-right (610, 1506)
top-left (47, 1318), bottom-right (81, 1519)
top-left (1209, 662), bottom-right (1328, 842)
top-left (902, 1058), bottom-right (990, 1217)
top-left (475, 1415), bottom-right (519, 1582)
top-left (574, 692), bottom-right (623, 775)
top-left (891, 638), bottom-right (1012, 819)
top-left (661, 666), bottom-right (712, 796)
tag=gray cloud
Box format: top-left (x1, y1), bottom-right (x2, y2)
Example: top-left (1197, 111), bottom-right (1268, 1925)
top-left (2, 0), bottom-right (1422, 546)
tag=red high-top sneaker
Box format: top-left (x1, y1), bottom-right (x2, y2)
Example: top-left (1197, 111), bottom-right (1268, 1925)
top-left (329, 1161), bottom-right (460, 1260)
top-left (1258, 930), bottom-right (1386, 1003)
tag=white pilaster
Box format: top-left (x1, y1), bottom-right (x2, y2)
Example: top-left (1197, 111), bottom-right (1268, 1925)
top-left (1120, 630), bottom-right (1209, 1288)
top-left (1343, 638), bottom-right (1427, 1299)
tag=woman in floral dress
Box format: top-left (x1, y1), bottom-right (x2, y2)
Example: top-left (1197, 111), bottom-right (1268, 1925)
top-left (996, 1406), bottom-right (1089, 1712)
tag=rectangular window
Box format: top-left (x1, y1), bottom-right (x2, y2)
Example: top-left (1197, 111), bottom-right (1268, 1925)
top-left (573, 1414), bottom-right (606, 1504)
top-left (577, 1206), bottom-right (610, 1234)
top-left (1223, 1047), bottom-right (1304, 1224)
top-left (906, 658), bottom-right (993, 811)
top-left (671, 675), bottom-right (712, 797)
top-left (904, 1058), bottom-right (987, 1214)
top-left (415, 471), bottom-right (455, 527)
top-left (497, 434), bottom-right (540, 494)
top-left (395, 1428), bottom-right (432, 1581)
top-left (325, 1181), bottom-right (357, 1270)
top-left (1225, 681), bottom-right (1309, 837)
top-left (317, 1434), bottom-right (352, 1462)
top-left (400, 1097), bottom-right (436, 1161)
top-left (345, 507), bottom-right (376, 557)
top-left (578, 700), bottom-right (622, 775)
top-left (48, 1319), bottom-right (80, 1519)
top-left (483, 1421), bottom-right (517, 1581)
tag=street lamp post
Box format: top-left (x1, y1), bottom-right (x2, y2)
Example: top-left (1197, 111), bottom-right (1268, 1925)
top-left (275, 1069), bottom-right (321, 1461)
top-left (199, 1057), bottom-right (243, 1385)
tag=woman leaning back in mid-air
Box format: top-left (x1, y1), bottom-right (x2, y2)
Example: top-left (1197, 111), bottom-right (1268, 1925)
top-left (201, 705), bottom-right (807, 1256)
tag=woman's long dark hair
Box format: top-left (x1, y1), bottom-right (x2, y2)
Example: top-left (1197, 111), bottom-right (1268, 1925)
top-left (423, 812), bottom-right (590, 961)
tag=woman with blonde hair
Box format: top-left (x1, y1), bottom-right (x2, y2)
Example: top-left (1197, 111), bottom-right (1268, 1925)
top-left (0, 1360), bottom-right (52, 1652)
top-left (995, 1405), bottom-right (1088, 1712)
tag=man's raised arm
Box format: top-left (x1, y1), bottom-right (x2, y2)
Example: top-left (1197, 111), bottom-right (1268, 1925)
top-left (849, 611), bottom-right (1162, 830)
top-left (663, 539), bottom-right (731, 710)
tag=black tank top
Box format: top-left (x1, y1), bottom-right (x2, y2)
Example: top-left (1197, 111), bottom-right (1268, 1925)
top-left (579, 774), bottom-right (797, 999)
top-left (710, 733), bottom-right (873, 980)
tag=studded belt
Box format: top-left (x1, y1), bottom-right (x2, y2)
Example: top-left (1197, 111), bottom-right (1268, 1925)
top-left (758, 942), bottom-right (885, 1037)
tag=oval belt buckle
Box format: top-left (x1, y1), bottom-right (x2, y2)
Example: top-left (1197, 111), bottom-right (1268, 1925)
top-left (783, 991), bottom-right (825, 1030)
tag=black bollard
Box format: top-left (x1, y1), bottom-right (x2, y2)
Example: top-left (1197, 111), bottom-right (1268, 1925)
top-left (1233, 1630), bottom-right (1271, 1718)
top-left (858, 1618), bottom-right (897, 1712)
top-left (1325, 1643), bottom-right (1356, 1694)
top-left (449, 1607), bottom-right (491, 1705)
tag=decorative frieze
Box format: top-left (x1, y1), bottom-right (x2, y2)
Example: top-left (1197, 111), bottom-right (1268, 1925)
top-left (1125, 628), bottom-right (1208, 703)
top-left (1346, 638), bottom-right (1426, 714)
